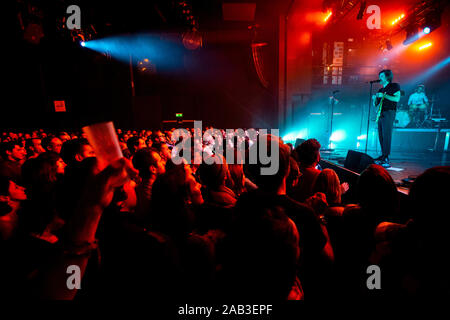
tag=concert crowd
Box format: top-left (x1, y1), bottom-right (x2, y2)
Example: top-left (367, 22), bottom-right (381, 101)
top-left (0, 127), bottom-right (448, 300)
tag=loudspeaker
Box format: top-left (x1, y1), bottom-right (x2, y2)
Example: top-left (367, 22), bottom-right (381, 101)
top-left (344, 150), bottom-right (374, 173)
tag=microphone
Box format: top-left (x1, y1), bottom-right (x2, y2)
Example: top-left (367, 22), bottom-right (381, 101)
top-left (368, 79), bottom-right (381, 83)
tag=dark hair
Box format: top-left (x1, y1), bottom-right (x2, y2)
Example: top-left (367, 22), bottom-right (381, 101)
top-left (151, 164), bottom-right (195, 237)
top-left (379, 69), bottom-right (393, 82)
top-left (197, 155), bottom-right (228, 190)
top-left (60, 138), bottom-right (90, 166)
top-left (126, 136), bottom-right (140, 153)
top-left (151, 142), bottom-right (164, 151)
top-left (408, 166), bottom-right (450, 227)
top-left (40, 136), bottom-right (53, 151)
top-left (357, 164), bottom-right (398, 218)
top-left (295, 138), bottom-right (321, 167)
top-left (0, 141), bottom-right (22, 160)
top-left (21, 152), bottom-right (62, 195)
top-left (132, 147), bottom-right (159, 179)
top-left (246, 135), bottom-right (290, 192)
top-left (222, 194), bottom-right (300, 299)
top-left (19, 152), bottom-right (63, 234)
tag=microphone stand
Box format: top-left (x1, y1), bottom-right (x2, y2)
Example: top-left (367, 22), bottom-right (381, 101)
top-left (323, 91), bottom-right (338, 155)
top-left (365, 82), bottom-right (375, 154)
top-left (328, 91), bottom-right (338, 150)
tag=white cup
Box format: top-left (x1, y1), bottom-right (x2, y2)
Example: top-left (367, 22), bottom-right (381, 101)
top-left (82, 122), bottom-right (123, 171)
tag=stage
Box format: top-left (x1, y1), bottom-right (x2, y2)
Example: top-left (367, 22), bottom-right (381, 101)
top-left (321, 148), bottom-right (450, 194)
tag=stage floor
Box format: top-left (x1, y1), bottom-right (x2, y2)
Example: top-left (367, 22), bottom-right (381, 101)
top-left (321, 149), bottom-right (450, 193)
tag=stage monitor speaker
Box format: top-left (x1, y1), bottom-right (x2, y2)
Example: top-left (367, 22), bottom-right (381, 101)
top-left (344, 150), bottom-right (374, 174)
top-left (295, 138), bottom-right (306, 148)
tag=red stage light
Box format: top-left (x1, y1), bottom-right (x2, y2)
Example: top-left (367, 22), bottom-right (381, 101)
top-left (323, 11), bottom-right (332, 22)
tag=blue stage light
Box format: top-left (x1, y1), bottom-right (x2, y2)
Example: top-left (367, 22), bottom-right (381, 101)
top-left (423, 27), bottom-right (431, 34)
top-left (79, 34), bottom-right (184, 70)
top-left (80, 41), bottom-right (86, 47)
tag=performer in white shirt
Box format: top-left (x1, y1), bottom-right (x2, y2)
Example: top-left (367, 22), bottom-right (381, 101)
top-left (407, 85), bottom-right (429, 127)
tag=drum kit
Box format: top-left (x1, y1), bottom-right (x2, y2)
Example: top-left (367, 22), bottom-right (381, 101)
top-left (395, 96), bottom-right (445, 128)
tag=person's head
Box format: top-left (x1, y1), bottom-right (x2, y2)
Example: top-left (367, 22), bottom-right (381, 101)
top-left (132, 147), bottom-right (166, 180)
top-left (0, 141), bottom-right (27, 162)
top-left (19, 152), bottom-right (66, 233)
top-left (408, 166), bottom-right (450, 232)
top-left (60, 138), bottom-right (95, 166)
top-left (224, 197), bottom-right (300, 299)
top-left (246, 134), bottom-right (290, 193)
top-left (379, 69), bottom-right (393, 84)
top-left (152, 142), bottom-right (172, 163)
top-left (58, 132), bottom-right (71, 143)
top-left (151, 131), bottom-right (166, 144)
top-left (314, 168), bottom-right (342, 205)
top-left (416, 84), bottom-right (425, 93)
top-left (126, 136), bottom-right (146, 154)
top-left (197, 155), bottom-right (229, 190)
top-left (0, 175), bottom-right (27, 216)
top-left (151, 163), bottom-right (203, 236)
top-left (22, 152), bottom-right (66, 190)
top-left (43, 136), bottom-right (63, 154)
top-left (357, 164), bottom-right (398, 218)
top-left (295, 138), bottom-right (321, 168)
top-left (25, 138), bottom-right (45, 157)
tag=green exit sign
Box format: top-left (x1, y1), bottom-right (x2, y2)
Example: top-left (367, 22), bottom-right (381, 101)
top-left (175, 113), bottom-right (183, 118)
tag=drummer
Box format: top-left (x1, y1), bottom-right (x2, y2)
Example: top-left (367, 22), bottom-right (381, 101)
top-left (408, 85), bottom-right (429, 126)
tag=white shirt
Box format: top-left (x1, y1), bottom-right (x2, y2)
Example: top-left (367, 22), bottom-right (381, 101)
top-left (408, 92), bottom-right (429, 105)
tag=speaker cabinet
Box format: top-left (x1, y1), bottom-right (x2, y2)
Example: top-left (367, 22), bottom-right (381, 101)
top-left (344, 150), bottom-right (374, 173)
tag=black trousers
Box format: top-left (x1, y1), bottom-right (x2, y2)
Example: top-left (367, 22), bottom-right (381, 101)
top-left (378, 109), bottom-right (395, 158)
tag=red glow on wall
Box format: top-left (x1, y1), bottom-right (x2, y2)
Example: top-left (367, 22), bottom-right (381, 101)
top-left (299, 32), bottom-right (311, 45)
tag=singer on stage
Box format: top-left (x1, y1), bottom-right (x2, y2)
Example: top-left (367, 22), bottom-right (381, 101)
top-left (373, 69), bottom-right (401, 167)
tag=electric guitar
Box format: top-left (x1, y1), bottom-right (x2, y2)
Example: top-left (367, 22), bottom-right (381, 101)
top-left (375, 93), bottom-right (386, 122)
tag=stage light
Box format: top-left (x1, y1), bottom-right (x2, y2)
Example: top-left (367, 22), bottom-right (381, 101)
top-left (324, 11), bottom-right (332, 22)
top-left (391, 13), bottom-right (405, 26)
top-left (418, 42), bottom-right (432, 50)
top-left (79, 34), bottom-right (184, 70)
top-left (406, 56), bottom-right (450, 85)
top-left (282, 133), bottom-right (295, 142)
top-left (80, 41), bottom-right (86, 47)
top-left (420, 9), bottom-right (442, 36)
top-left (330, 130), bottom-right (346, 142)
top-left (182, 30), bottom-right (202, 50)
top-left (282, 129), bottom-right (308, 143)
top-left (403, 25), bottom-right (420, 46)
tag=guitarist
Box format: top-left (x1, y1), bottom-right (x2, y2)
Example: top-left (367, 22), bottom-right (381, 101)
top-left (372, 69), bottom-right (401, 167)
